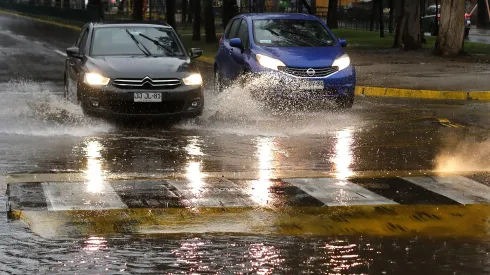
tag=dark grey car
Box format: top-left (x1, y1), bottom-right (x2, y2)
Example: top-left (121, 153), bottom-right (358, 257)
top-left (422, 5), bottom-right (471, 38)
top-left (64, 22), bottom-right (204, 119)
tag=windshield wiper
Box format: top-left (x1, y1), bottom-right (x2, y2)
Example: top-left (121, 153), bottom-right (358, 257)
top-left (125, 29), bottom-right (152, 56)
top-left (278, 29), bottom-right (334, 46)
top-left (137, 33), bottom-right (177, 57)
top-left (265, 28), bottom-right (314, 47)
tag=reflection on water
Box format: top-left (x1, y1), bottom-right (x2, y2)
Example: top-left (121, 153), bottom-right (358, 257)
top-left (84, 139), bottom-right (105, 193)
top-left (82, 236), bottom-right (107, 252)
top-left (251, 137), bottom-right (276, 206)
top-left (332, 128), bottom-right (354, 182)
top-left (325, 240), bottom-right (367, 273)
top-left (185, 137), bottom-right (206, 199)
top-left (247, 243), bottom-right (284, 274)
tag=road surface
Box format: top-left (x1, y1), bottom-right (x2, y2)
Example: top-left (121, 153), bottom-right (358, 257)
top-left (0, 12), bottom-right (489, 274)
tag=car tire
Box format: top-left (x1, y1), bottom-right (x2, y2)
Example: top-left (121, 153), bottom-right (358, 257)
top-left (214, 68), bottom-right (223, 94)
top-left (335, 96), bottom-right (354, 109)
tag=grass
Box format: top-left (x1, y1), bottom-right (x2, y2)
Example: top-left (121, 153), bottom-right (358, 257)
top-left (180, 28), bottom-right (490, 59)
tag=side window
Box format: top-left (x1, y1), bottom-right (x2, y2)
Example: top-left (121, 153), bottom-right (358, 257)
top-left (227, 19), bottom-right (242, 40)
top-left (236, 20), bottom-right (249, 49)
top-left (78, 29), bottom-right (89, 53)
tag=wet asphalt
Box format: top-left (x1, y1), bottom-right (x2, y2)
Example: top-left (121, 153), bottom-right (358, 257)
top-left (0, 11), bottom-right (490, 274)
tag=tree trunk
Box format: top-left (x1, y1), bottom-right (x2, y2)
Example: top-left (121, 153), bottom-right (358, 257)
top-left (477, 0), bottom-right (489, 28)
top-left (370, 0), bottom-right (376, 30)
top-left (299, 0), bottom-right (312, 14)
top-left (379, 0), bottom-right (384, 37)
top-left (401, 0), bottom-right (422, 50)
top-left (222, 0), bottom-right (233, 29)
top-left (188, 0), bottom-right (194, 23)
top-left (166, 0), bottom-right (176, 29)
top-left (393, 0), bottom-right (405, 47)
top-left (435, 0), bottom-right (465, 55)
top-left (192, 0), bottom-right (201, 41)
top-left (203, 0), bottom-right (217, 43)
top-left (132, 0), bottom-right (144, 20)
top-left (420, 0), bottom-right (426, 43)
top-left (327, 0), bottom-right (338, 28)
top-left (388, 0), bottom-right (394, 33)
top-left (182, 0), bottom-right (188, 25)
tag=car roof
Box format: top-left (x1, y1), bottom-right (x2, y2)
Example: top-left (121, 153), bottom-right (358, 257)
top-left (91, 20), bottom-right (172, 29)
top-left (241, 13), bottom-right (319, 20)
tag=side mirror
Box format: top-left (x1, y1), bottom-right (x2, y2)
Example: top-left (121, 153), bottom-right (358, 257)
top-left (66, 46), bottom-right (81, 58)
top-left (229, 38), bottom-right (243, 49)
top-left (339, 39), bottom-right (347, 47)
top-left (190, 48), bottom-right (203, 59)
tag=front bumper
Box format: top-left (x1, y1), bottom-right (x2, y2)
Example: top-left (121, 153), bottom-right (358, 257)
top-left (248, 65), bottom-right (356, 101)
top-left (79, 83), bottom-right (204, 118)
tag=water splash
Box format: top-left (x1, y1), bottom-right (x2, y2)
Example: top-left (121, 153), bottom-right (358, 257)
top-left (177, 76), bottom-right (363, 136)
top-left (0, 80), bottom-right (112, 136)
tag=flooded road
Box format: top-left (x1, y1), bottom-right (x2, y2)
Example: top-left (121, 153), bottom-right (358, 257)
top-left (0, 11), bottom-right (490, 274)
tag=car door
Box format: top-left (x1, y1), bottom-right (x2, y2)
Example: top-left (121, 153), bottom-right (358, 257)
top-left (229, 18), bottom-right (251, 78)
top-left (422, 6), bottom-right (434, 33)
top-left (219, 18), bottom-right (243, 81)
top-left (67, 26), bottom-right (89, 101)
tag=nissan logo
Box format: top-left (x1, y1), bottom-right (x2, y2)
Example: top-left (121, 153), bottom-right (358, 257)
top-left (306, 68), bottom-right (315, 76)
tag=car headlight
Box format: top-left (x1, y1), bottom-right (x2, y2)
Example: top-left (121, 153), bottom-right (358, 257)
top-left (183, 73), bottom-right (203, 86)
top-left (332, 54), bottom-right (351, 71)
top-left (84, 73), bottom-right (110, 86)
top-left (256, 54), bottom-right (286, 70)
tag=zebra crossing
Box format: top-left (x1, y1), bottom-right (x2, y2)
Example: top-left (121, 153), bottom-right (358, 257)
top-left (5, 174), bottom-right (490, 238)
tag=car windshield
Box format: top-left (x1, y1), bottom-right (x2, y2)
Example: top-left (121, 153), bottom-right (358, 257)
top-left (253, 19), bottom-right (335, 47)
top-left (90, 26), bottom-right (185, 57)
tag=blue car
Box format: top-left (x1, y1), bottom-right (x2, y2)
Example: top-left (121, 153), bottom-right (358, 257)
top-left (213, 13), bottom-right (356, 108)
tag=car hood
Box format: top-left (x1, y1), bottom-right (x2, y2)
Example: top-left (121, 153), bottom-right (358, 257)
top-left (255, 46), bottom-right (344, 68)
top-left (85, 56), bottom-right (197, 79)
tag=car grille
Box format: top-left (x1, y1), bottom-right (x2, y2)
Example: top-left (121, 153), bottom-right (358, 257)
top-left (278, 66), bottom-right (339, 78)
top-left (106, 101), bottom-right (186, 114)
top-left (112, 78), bottom-right (182, 90)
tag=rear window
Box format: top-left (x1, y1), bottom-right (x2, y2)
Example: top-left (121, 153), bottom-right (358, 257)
top-left (253, 19), bottom-right (335, 47)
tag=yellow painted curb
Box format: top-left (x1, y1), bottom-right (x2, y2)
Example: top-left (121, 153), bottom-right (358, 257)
top-left (12, 204), bottom-right (490, 238)
top-left (0, 8), bottom-right (82, 31)
top-left (355, 86), bottom-right (490, 101)
top-left (197, 56), bottom-right (214, 64)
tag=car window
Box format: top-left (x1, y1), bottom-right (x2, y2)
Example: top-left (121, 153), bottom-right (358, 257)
top-left (236, 20), bottom-right (249, 48)
top-left (224, 19), bottom-right (235, 38)
top-left (253, 19), bottom-right (335, 47)
top-left (90, 26), bottom-right (185, 57)
top-left (425, 7), bottom-right (433, 16)
top-left (78, 29), bottom-right (89, 53)
top-left (227, 19), bottom-right (242, 40)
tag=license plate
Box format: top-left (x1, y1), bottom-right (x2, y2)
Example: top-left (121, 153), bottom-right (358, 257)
top-left (299, 81), bottom-right (324, 90)
top-left (134, 92), bottom-right (162, 102)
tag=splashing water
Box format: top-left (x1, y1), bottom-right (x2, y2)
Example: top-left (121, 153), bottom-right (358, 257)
top-left (177, 75), bottom-right (364, 136)
top-left (0, 80), bottom-right (112, 136)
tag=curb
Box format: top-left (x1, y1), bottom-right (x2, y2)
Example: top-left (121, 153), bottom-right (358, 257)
top-left (355, 86), bottom-right (490, 102)
top-left (0, 9), bottom-right (82, 31)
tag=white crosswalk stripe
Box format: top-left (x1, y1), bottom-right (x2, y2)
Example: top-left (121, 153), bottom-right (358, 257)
top-left (402, 176), bottom-right (490, 205)
top-left (284, 178), bottom-right (399, 206)
top-left (42, 181), bottom-right (128, 211)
